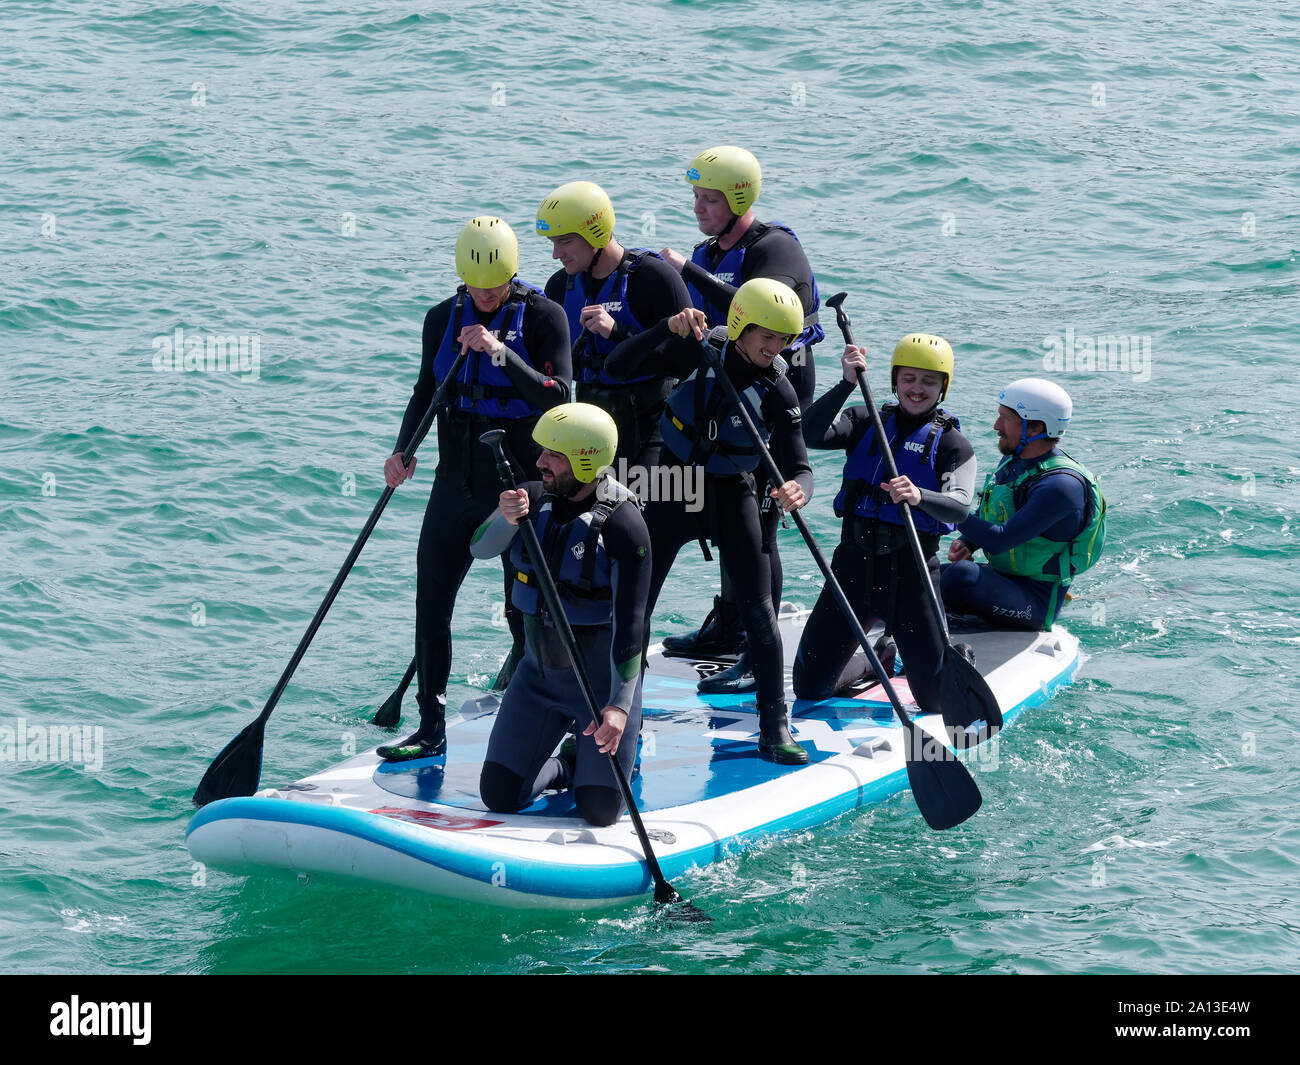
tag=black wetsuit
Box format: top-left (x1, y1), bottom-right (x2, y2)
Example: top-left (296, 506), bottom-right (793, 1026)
top-left (680, 221), bottom-right (821, 628)
top-left (470, 480), bottom-right (651, 827)
top-left (393, 288), bottom-right (570, 738)
top-left (794, 380), bottom-right (976, 710)
top-left (607, 323), bottom-right (814, 709)
top-left (545, 250), bottom-right (691, 471)
top-left (681, 221), bottom-right (819, 408)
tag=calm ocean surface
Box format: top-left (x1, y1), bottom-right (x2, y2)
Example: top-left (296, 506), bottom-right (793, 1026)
top-left (2, 0), bottom-right (1297, 974)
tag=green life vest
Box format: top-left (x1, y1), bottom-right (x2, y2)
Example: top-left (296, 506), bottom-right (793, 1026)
top-left (977, 452), bottom-right (1107, 625)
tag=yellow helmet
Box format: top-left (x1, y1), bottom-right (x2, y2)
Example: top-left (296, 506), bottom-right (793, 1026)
top-left (531, 403), bottom-right (618, 483)
top-left (685, 146), bottom-right (761, 215)
top-left (454, 216), bottom-right (518, 288)
top-left (890, 333), bottom-right (954, 400)
top-left (727, 277), bottom-right (803, 343)
top-left (534, 181), bottom-right (616, 250)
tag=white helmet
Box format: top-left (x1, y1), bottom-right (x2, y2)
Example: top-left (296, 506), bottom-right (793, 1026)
top-left (998, 378), bottom-right (1072, 443)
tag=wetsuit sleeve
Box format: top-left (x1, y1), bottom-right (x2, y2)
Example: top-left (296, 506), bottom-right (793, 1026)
top-left (393, 297), bottom-right (456, 454)
top-left (916, 429), bottom-right (976, 526)
top-left (499, 296), bottom-right (570, 409)
top-left (603, 319), bottom-right (703, 382)
top-left (802, 378), bottom-right (864, 450)
top-left (469, 482), bottom-right (543, 559)
top-left (733, 227), bottom-right (816, 315)
top-left (601, 503), bottom-right (652, 713)
top-left (679, 226), bottom-right (816, 318)
top-left (957, 471), bottom-right (1086, 553)
top-left (764, 377), bottom-right (815, 500)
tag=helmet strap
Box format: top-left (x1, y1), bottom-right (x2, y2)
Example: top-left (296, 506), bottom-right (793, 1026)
top-left (1015, 422), bottom-right (1049, 456)
top-left (716, 211), bottom-right (742, 242)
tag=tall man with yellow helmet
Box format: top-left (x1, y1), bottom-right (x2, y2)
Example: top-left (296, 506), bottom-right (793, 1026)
top-left (469, 403), bottom-right (651, 827)
top-left (794, 335), bottom-right (977, 716)
top-left (658, 147), bottom-right (825, 674)
top-left (536, 181), bottom-right (692, 470)
top-left (606, 279), bottom-right (814, 764)
top-left (380, 216), bottom-right (571, 762)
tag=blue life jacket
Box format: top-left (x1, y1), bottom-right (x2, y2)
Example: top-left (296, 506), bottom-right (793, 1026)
top-left (834, 403), bottom-right (961, 536)
top-left (563, 249), bottom-right (660, 386)
top-left (660, 330), bottom-right (785, 475)
top-left (432, 281), bottom-right (546, 420)
top-left (686, 221), bottom-right (825, 350)
top-left (509, 480), bottom-right (634, 627)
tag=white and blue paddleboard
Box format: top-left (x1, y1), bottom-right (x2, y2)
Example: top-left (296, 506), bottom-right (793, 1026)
top-left (186, 608), bottom-right (1080, 909)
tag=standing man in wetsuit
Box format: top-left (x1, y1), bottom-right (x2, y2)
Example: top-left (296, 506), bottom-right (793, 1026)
top-left (379, 216), bottom-right (571, 762)
top-left (657, 146), bottom-right (825, 678)
top-left (536, 181), bottom-right (691, 472)
top-left (941, 379), bottom-right (1106, 630)
top-left (794, 336), bottom-right (976, 715)
top-left (606, 278), bottom-right (813, 765)
top-left (469, 403), bottom-right (651, 827)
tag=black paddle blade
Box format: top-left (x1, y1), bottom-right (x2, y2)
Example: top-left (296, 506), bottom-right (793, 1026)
top-left (371, 659), bottom-right (416, 728)
top-left (192, 718), bottom-right (266, 807)
top-left (903, 724), bottom-right (983, 831)
top-left (370, 685), bottom-right (404, 728)
top-left (654, 891), bottom-right (712, 924)
top-left (937, 649), bottom-right (1004, 736)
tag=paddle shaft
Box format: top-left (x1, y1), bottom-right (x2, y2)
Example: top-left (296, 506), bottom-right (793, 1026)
top-left (483, 432), bottom-right (682, 905)
top-left (241, 347), bottom-right (469, 732)
top-left (827, 295), bottom-right (952, 644)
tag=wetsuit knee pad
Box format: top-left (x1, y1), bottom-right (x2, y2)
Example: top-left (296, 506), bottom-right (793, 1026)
top-left (575, 785), bottom-right (623, 828)
top-left (479, 761), bottom-right (529, 813)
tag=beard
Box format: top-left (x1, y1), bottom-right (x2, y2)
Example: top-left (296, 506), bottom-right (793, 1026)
top-left (542, 466), bottom-right (583, 499)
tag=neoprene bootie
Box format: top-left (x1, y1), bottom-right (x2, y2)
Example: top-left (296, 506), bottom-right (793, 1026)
top-left (756, 699), bottom-right (809, 765)
top-left (662, 595), bottom-right (744, 657)
top-left (697, 649), bottom-right (757, 694)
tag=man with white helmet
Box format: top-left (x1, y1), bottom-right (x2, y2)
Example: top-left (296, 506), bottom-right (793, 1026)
top-left (941, 379), bottom-right (1106, 630)
top-left (657, 146), bottom-right (825, 672)
top-left (470, 403), bottom-right (651, 827)
top-left (380, 217), bottom-right (571, 761)
top-left (536, 181), bottom-right (691, 469)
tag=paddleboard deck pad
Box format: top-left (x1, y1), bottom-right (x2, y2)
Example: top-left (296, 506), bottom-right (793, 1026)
top-left (187, 609), bottom-right (1080, 909)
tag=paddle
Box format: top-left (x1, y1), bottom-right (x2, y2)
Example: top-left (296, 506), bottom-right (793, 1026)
top-left (698, 338), bottom-right (982, 830)
top-left (371, 656), bottom-right (416, 728)
top-left (480, 429), bottom-right (709, 920)
top-left (192, 347), bottom-right (472, 807)
top-left (824, 293), bottom-right (1002, 736)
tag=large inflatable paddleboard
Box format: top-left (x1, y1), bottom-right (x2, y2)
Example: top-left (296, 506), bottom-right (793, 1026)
top-left (187, 608), bottom-right (1080, 909)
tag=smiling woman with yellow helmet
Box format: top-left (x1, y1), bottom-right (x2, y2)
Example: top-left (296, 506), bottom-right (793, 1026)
top-left (795, 332), bottom-right (978, 715)
top-left (374, 215), bottom-right (572, 764)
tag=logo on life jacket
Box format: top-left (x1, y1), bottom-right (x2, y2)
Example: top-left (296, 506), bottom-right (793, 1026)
top-left (903, 440), bottom-right (925, 453)
top-left (602, 301), bottom-right (623, 314)
top-left (571, 543), bottom-right (585, 561)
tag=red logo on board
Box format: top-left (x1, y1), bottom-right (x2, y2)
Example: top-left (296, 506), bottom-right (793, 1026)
top-left (370, 807), bottom-right (502, 831)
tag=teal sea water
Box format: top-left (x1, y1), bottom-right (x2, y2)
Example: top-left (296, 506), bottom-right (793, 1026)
top-left (2, 0), bottom-right (1298, 975)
